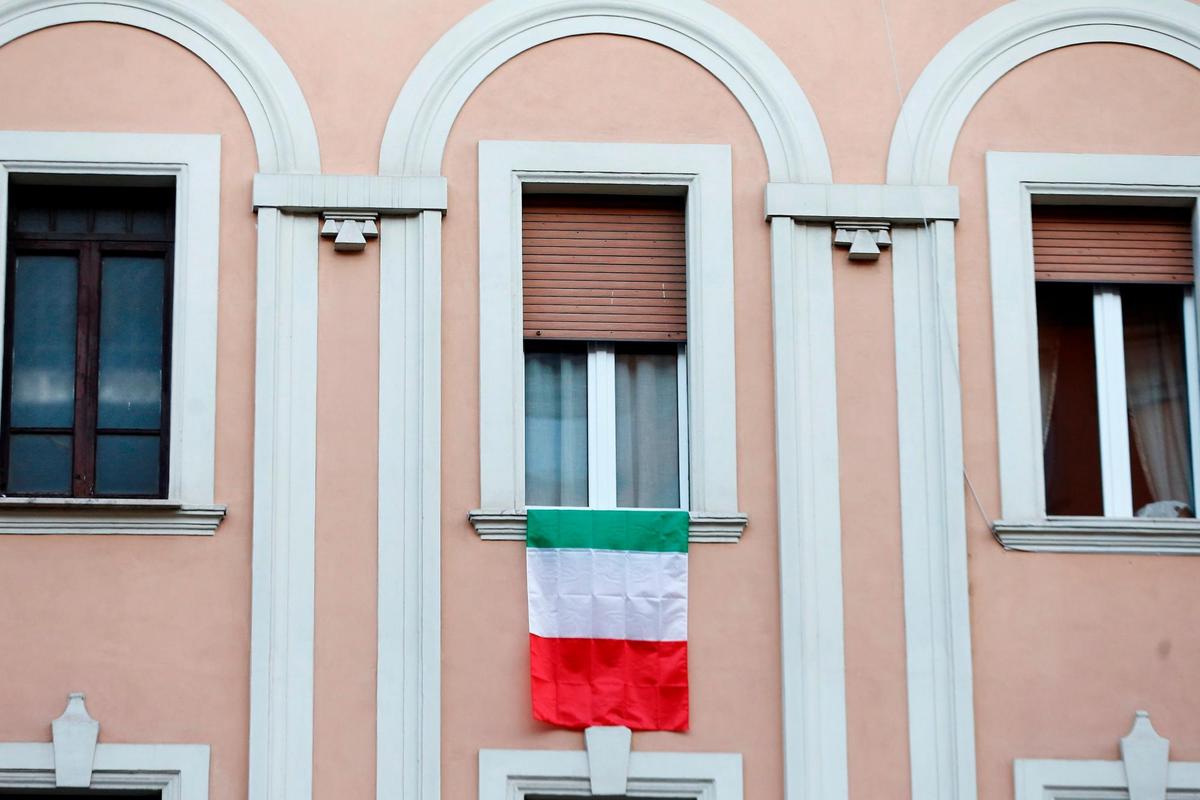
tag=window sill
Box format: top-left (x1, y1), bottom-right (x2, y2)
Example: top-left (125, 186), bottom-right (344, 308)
top-left (993, 517), bottom-right (1200, 555)
top-left (468, 509), bottom-right (748, 543)
top-left (0, 498), bottom-right (226, 535)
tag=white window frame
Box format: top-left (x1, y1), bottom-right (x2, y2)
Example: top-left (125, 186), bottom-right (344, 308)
top-left (0, 131), bottom-right (224, 535)
top-left (988, 151), bottom-right (1200, 553)
top-left (0, 742), bottom-right (210, 799)
top-left (479, 747), bottom-right (742, 799)
top-left (471, 140), bottom-right (745, 542)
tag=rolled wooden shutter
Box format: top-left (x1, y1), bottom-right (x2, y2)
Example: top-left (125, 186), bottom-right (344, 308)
top-left (1033, 205), bottom-right (1193, 283)
top-left (522, 194), bottom-right (686, 341)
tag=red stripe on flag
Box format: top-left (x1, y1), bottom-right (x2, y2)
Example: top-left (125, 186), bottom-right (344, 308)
top-left (529, 633), bottom-right (689, 731)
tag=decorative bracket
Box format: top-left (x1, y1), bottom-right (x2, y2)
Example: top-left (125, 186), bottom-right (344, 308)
top-left (51, 692), bottom-right (100, 788)
top-left (1122, 711), bottom-right (1170, 800)
top-left (584, 725), bottom-right (632, 796)
top-left (320, 212), bottom-right (379, 252)
top-left (833, 221), bottom-right (891, 261)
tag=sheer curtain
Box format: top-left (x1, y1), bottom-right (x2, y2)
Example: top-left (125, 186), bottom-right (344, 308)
top-left (1038, 321), bottom-right (1062, 447)
top-left (615, 349), bottom-right (680, 508)
top-left (1123, 287), bottom-right (1193, 517)
top-left (525, 349), bottom-right (588, 506)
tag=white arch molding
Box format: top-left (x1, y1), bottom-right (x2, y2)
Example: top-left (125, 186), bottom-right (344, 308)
top-left (884, 7), bottom-right (1200, 800)
top-left (374, 3), bottom-right (844, 800)
top-left (0, 4), bottom-right (321, 800)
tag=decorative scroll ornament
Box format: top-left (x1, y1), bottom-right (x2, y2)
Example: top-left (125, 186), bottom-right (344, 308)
top-left (834, 221), bottom-right (892, 261)
top-left (320, 212), bottom-right (379, 252)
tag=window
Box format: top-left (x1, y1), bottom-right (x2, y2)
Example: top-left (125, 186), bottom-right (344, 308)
top-left (1034, 205), bottom-right (1197, 519)
top-left (522, 195), bottom-right (687, 511)
top-left (986, 151), bottom-right (1200, 553)
top-left (473, 141), bottom-right (743, 541)
top-left (3, 184), bottom-right (173, 498)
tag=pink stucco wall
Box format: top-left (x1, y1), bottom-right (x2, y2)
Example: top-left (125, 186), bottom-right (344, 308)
top-left (0, 3), bottom-right (1196, 800)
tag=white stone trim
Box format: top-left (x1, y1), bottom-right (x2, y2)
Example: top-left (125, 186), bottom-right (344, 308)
top-left (987, 151), bottom-right (1200, 545)
top-left (252, 173), bottom-right (448, 214)
top-left (0, 131), bottom-right (223, 533)
top-left (0, 743), bottom-right (209, 799)
top-left (0, 0), bottom-right (319, 173)
top-left (478, 746), bottom-right (742, 799)
top-left (378, 0), bottom-right (830, 182)
top-left (467, 509), bottom-right (748, 543)
top-left (886, 0), bottom-right (1200, 185)
top-left (473, 140), bottom-right (741, 534)
top-left (765, 182), bottom-right (959, 222)
top-left (1015, 761), bottom-right (1200, 800)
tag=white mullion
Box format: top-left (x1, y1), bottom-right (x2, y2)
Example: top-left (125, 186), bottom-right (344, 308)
top-left (588, 343), bottom-right (617, 507)
top-left (1092, 286), bottom-right (1133, 516)
top-left (1183, 289), bottom-right (1200, 512)
top-left (676, 345), bottom-right (690, 511)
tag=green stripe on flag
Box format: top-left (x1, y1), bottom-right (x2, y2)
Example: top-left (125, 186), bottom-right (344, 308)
top-left (527, 508), bottom-right (689, 553)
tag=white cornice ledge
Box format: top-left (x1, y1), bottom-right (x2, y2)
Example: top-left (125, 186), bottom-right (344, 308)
top-left (253, 173), bottom-right (448, 214)
top-left (468, 510), bottom-right (747, 543)
top-left (994, 517), bottom-right (1200, 555)
top-left (765, 183), bottom-right (959, 222)
top-left (0, 499), bottom-right (226, 535)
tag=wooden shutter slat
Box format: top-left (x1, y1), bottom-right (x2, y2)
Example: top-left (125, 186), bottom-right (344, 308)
top-left (1033, 206), bottom-right (1194, 283)
top-left (522, 195), bottom-right (686, 341)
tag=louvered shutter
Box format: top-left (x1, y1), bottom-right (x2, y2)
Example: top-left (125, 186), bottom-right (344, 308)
top-left (1033, 205), bottom-right (1194, 283)
top-left (522, 195), bottom-right (686, 341)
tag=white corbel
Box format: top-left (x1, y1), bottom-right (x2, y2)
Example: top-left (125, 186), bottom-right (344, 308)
top-left (584, 725), bottom-right (632, 796)
top-left (51, 692), bottom-right (100, 788)
top-left (833, 221), bottom-right (891, 261)
top-left (1122, 711), bottom-right (1170, 800)
top-left (320, 212), bottom-right (379, 252)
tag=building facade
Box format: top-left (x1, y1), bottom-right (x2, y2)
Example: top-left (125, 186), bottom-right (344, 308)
top-left (0, 0), bottom-right (1197, 798)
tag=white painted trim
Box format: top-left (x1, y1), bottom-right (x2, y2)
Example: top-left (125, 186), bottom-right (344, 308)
top-left (0, 742), bottom-right (210, 800)
top-left (474, 140), bottom-right (741, 531)
top-left (253, 173), bottom-right (447, 213)
top-left (1014, 760), bottom-right (1200, 800)
top-left (0, 0), bottom-right (319, 173)
top-left (770, 217), bottom-right (849, 800)
top-left (987, 151), bottom-right (1200, 529)
top-left (467, 509), bottom-right (748, 543)
top-left (765, 182), bottom-right (959, 222)
top-left (377, 210), bottom-right (441, 800)
top-left (994, 518), bottom-right (1200, 554)
top-left (1092, 288), bottom-right (1133, 516)
top-left (249, 209), bottom-right (319, 800)
top-left (478, 747), bottom-right (743, 799)
top-left (378, 0), bottom-right (830, 181)
top-left (886, 0), bottom-right (1200, 185)
top-left (0, 501), bottom-right (224, 534)
top-left (0, 131), bottom-right (220, 532)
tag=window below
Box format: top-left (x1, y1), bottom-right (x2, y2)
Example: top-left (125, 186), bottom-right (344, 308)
top-left (3, 184), bottom-right (173, 499)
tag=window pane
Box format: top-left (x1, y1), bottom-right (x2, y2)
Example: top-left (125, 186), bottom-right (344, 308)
top-left (14, 205), bottom-right (50, 233)
top-left (98, 256), bottom-right (166, 429)
top-left (1036, 283), bottom-right (1104, 515)
top-left (525, 347), bottom-right (588, 506)
top-left (1122, 285), bottom-right (1194, 517)
top-left (7, 433), bottom-right (72, 494)
top-left (615, 347), bottom-right (680, 508)
top-left (9, 254), bottom-right (78, 428)
top-left (95, 434), bottom-right (159, 496)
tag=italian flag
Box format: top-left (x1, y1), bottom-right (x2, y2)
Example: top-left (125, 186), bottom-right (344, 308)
top-left (526, 508), bottom-right (689, 731)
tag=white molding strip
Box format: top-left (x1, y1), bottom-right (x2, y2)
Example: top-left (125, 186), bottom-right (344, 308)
top-left (886, 0), bottom-right (1200, 185)
top-left (0, 501), bottom-right (225, 535)
top-left (1016, 760), bottom-right (1200, 800)
top-left (765, 183), bottom-right (959, 222)
top-left (770, 217), bottom-right (849, 800)
top-left (253, 173), bottom-right (448, 214)
top-left (474, 140), bottom-right (742, 528)
top-left (0, 742), bottom-right (210, 800)
top-left (994, 518), bottom-right (1200, 555)
top-left (378, 0), bottom-right (831, 182)
top-left (479, 747), bottom-right (743, 800)
top-left (377, 211), bottom-right (442, 800)
top-left (249, 210), bottom-right (319, 800)
top-left (467, 509), bottom-right (749, 543)
top-left (0, 0), bottom-right (319, 174)
top-left (891, 220), bottom-right (978, 800)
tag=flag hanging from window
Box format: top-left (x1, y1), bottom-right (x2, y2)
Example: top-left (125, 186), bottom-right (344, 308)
top-left (526, 508), bottom-right (689, 731)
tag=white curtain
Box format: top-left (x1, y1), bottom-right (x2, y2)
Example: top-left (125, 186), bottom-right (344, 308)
top-left (525, 349), bottom-right (588, 506)
top-left (1124, 291), bottom-right (1192, 516)
top-left (1038, 324), bottom-right (1062, 447)
top-left (615, 349), bottom-right (680, 508)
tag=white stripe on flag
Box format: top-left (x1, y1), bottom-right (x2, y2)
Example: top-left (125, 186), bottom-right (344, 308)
top-left (527, 548), bottom-right (688, 641)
